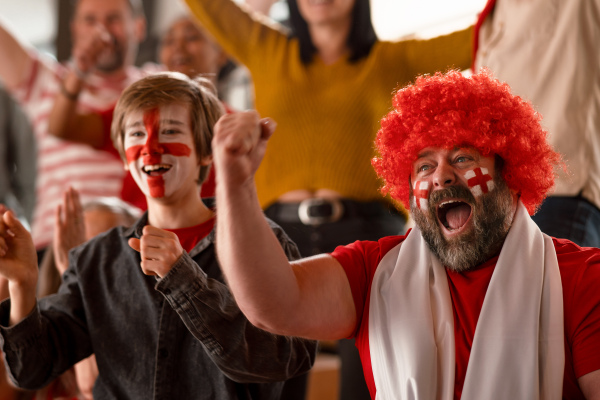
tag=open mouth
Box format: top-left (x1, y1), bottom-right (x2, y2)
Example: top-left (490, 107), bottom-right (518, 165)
top-left (437, 200), bottom-right (472, 232)
top-left (142, 164), bottom-right (172, 176)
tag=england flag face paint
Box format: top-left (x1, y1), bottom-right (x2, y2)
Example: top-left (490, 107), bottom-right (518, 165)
top-left (124, 104), bottom-right (198, 200)
top-left (464, 167), bottom-right (495, 197)
top-left (412, 180), bottom-right (430, 212)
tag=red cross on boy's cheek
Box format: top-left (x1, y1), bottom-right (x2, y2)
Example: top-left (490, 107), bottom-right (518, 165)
top-left (413, 180), bottom-right (430, 212)
top-left (465, 167), bottom-right (495, 197)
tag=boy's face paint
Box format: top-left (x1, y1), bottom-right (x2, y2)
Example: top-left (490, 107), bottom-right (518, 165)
top-left (464, 167), bottom-right (495, 197)
top-left (123, 104), bottom-right (200, 200)
top-left (412, 180), bottom-right (430, 212)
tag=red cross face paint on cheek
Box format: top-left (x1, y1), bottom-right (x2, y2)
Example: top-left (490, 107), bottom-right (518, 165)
top-left (413, 180), bottom-right (430, 212)
top-left (464, 167), bottom-right (495, 197)
top-left (125, 108), bottom-right (193, 198)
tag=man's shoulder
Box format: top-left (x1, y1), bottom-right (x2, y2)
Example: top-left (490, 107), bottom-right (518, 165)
top-left (331, 233), bottom-right (408, 270)
top-left (552, 237), bottom-right (600, 267)
top-left (552, 236), bottom-right (600, 293)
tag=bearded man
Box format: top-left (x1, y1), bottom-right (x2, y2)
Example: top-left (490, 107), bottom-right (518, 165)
top-left (211, 69), bottom-right (600, 400)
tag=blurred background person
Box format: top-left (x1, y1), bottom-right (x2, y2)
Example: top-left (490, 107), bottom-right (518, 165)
top-left (0, 0), bottom-right (156, 261)
top-left (0, 86), bottom-right (36, 233)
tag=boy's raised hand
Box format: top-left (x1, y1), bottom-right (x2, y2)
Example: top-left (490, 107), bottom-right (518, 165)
top-left (0, 205), bottom-right (39, 325)
top-left (212, 111), bottom-right (276, 188)
top-left (128, 226), bottom-right (183, 278)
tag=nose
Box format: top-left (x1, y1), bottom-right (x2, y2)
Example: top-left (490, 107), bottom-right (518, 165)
top-left (432, 161), bottom-right (456, 188)
top-left (142, 136), bottom-right (164, 156)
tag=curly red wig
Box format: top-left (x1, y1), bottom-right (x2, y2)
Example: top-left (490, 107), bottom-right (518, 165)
top-left (372, 69), bottom-right (561, 215)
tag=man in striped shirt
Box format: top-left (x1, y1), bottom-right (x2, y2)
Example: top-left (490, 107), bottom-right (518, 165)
top-left (0, 0), bottom-right (158, 257)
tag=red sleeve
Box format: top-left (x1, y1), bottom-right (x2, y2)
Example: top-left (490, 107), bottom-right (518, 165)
top-left (554, 239), bottom-right (600, 379)
top-left (331, 234), bottom-right (407, 337)
top-left (96, 106), bottom-right (119, 157)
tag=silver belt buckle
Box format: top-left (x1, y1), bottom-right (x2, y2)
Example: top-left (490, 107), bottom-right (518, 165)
top-left (298, 198), bottom-right (344, 225)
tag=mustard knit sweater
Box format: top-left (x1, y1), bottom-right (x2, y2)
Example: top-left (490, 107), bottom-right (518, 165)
top-left (186, 0), bottom-right (473, 209)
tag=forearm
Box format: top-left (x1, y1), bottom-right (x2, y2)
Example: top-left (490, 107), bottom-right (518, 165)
top-left (0, 17), bottom-right (33, 89)
top-left (0, 301), bottom-right (67, 390)
top-left (48, 71), bottom-right (82, 140)
top-left (159, 252), bottom-right (316, 382)
top-left (7, 280), bottom-right (36, 326)
top-left (216, 179), bottom-right (305, 333)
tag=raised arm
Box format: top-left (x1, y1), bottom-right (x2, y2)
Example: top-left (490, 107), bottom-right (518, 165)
top-left (579, 369), bottom-right (600, 400)
top-left (0, 206), bottom-right (38, 326)
top-left (0, 17), bottom-right (34, 90)
top-left (244, 0), bottom-right (279, 15)
top-left (47, 74), bottom-right (104, 146)
top-left (212, 111), bottom-right (356, 340)
top-left (182, 0), bottom-right (287, 69)
top-left (47, 26), bottom-right (111, 147)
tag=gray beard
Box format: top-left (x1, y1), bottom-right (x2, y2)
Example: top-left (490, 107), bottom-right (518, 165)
top-left (410, 176), bottom-right (514, 272)
top-left (95, 37), bottom-right (125, 73)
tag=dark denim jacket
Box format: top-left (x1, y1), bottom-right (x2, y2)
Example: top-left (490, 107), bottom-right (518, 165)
top-left (0, 213), bottom-right (317, 399)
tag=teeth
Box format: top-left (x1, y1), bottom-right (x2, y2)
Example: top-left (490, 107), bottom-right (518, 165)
top-left (143, 164), bottom-right (171, 173)
top-left (438, 200), bottom-right (460, 209)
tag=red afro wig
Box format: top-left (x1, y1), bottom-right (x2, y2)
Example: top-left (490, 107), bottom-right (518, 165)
top-left (372, 69), bottom-right (561, 215)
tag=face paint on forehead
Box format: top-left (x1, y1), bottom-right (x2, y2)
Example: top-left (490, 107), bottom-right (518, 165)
top-left (412, 180), bottom-right (430, 212)
top-left (464, 167), bottom-right (495, 197)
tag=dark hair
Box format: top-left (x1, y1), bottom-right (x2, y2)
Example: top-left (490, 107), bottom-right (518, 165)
top-left (287, 0), bottom-right (377, 64)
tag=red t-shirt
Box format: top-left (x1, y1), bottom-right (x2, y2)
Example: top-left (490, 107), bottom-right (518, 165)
top-left (165, 217), bottom-right (215, 253)
top-left (332, 231), bottom-right (600, 400)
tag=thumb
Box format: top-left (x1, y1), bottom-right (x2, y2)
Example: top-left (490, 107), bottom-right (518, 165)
top-left (128, 238), bottom-right (141, 253)
top-left (260, 118), bottom-right (276, 141)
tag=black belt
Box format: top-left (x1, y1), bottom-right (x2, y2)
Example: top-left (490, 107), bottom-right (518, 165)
top-left (265, 199), bottom-right (392, 226)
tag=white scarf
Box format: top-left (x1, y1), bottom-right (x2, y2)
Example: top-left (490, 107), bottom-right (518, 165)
top-left (369, 202), bottom-right (564, 400)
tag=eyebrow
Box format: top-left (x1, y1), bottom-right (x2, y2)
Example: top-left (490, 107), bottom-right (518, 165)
top-left (125, 119), bottom-right (186, 130)
top-left (416, 150), bottom-right (435, 159)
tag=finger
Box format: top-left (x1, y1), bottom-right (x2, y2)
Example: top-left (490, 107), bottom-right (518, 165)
top-left (128, 238), bottom-right (141, 253)
top-left (70, 187), bottom-right (84, 219)
top-left (65, 188), bottom-right (84, 227)
top-left (2, 211), bottom-right (24, 238)
top-left (0, 204), bottom-right (7, 214)
top-left (260, 118), bottom-right (277, 140)
top-left (142, 225), bottom-right (178, 240)
top-left (139, 260), bottom-right (158, 277)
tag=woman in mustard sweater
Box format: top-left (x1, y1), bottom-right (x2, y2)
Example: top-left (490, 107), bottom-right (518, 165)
top-left (184, 0), bottom-right (472, 398)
